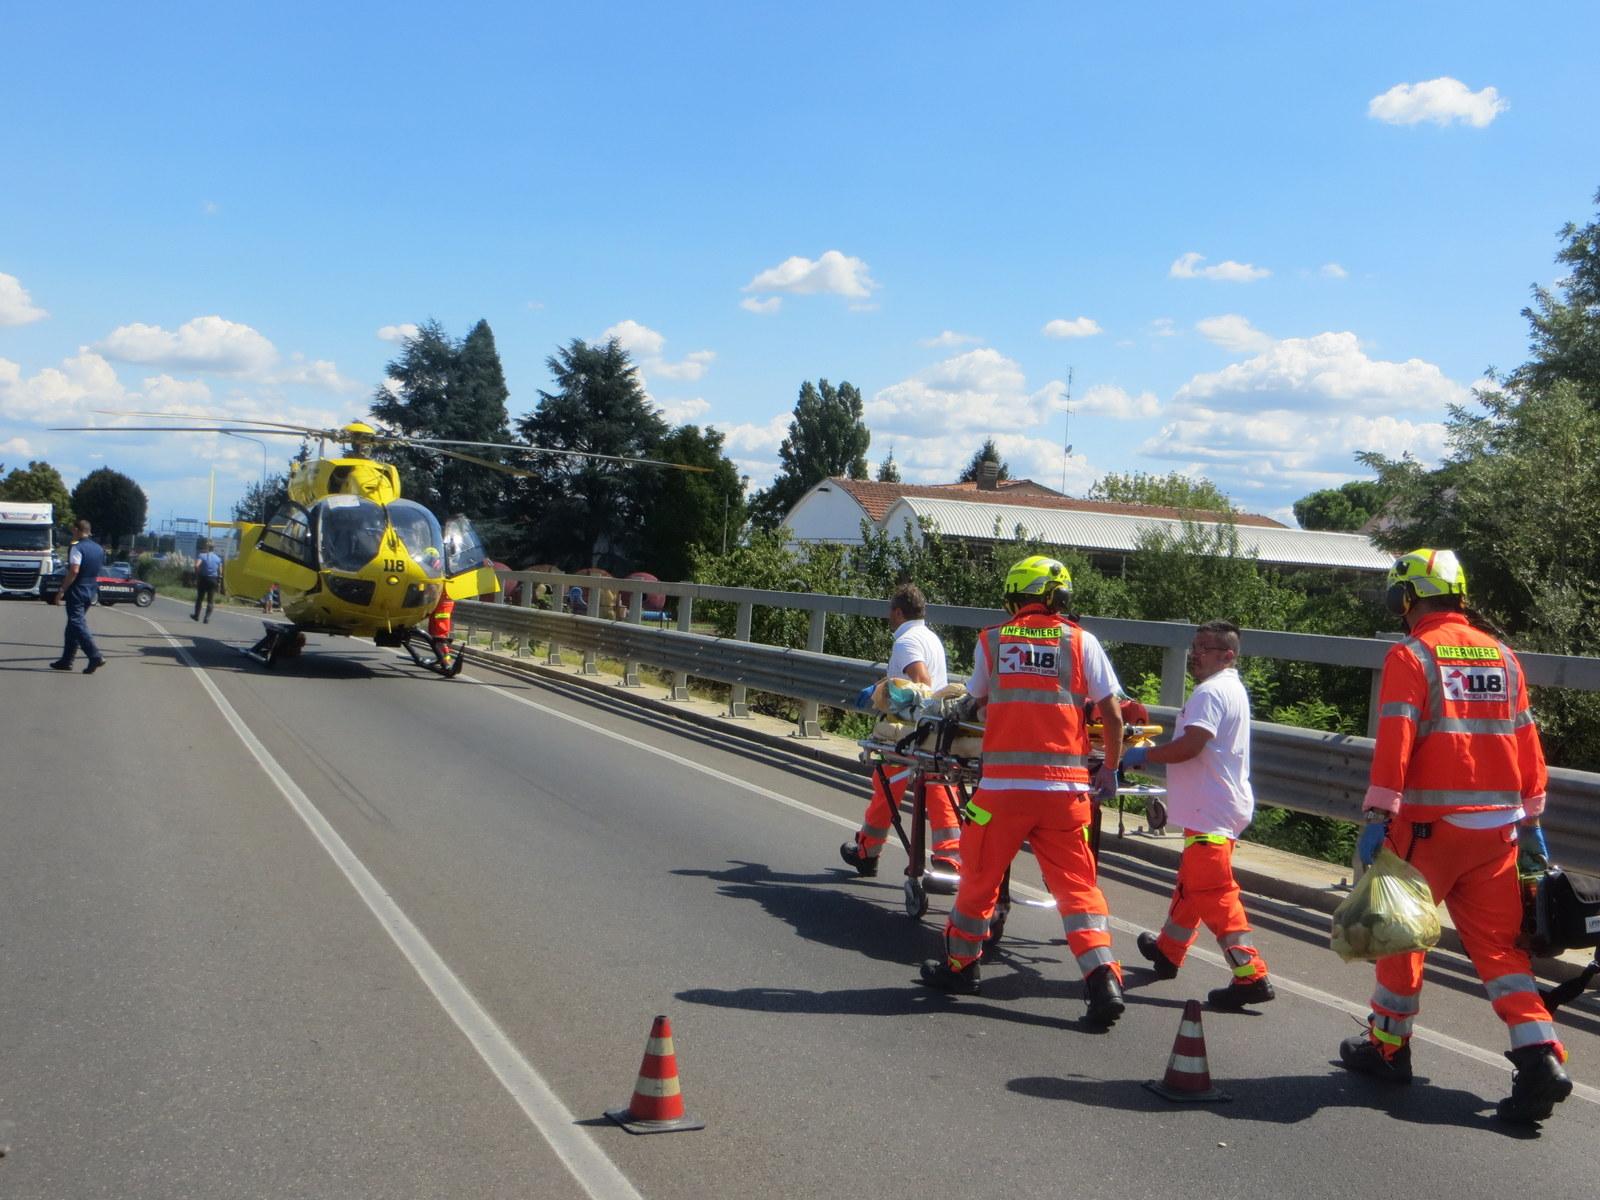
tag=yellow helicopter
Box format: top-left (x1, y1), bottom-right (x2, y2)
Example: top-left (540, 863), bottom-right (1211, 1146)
top-left (54, 412), bottom-right (709, 675)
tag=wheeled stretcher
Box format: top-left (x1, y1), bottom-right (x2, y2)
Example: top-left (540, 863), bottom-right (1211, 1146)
top-left (858, 718), bottom-right (1166, 953)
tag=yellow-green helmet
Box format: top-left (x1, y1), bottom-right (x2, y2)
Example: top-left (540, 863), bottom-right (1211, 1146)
top-left (1003, 554), bottom-right (1072, 612)
top-left (1385, 548), bottom-right (1467, 614)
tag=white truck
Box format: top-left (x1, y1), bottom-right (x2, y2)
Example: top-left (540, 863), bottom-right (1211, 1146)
top-left (0, 502), bottom-right (56, 596)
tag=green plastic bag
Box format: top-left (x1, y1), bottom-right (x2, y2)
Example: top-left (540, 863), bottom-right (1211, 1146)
top-left (1330, 847), bottom-right (1442, 962)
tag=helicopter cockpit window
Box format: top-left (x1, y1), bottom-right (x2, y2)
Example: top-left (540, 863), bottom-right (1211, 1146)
top-left (442, 515), bottom-right (490, 578)
top-left (386, 500), bottom-right (445, 579)
top-left (259, 502), bottom-right (316, 569)
top-left (319, 496), bottom-right (386, 572)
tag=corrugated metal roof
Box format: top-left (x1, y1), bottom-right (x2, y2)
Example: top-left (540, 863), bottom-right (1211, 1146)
top-left (884, 496), bottom-right (1391, 571)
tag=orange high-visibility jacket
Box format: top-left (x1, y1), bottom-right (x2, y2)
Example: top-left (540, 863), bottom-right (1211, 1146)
top-left (428, 595), bottom-right (456, 640)
top-left (1367, 611), bottom-right (1547, 819)
top-left (977, 605), bottom-right (1091, 788)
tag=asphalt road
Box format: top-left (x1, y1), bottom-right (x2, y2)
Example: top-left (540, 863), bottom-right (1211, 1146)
top-left (3, 594), bottom-right (1597, 1200)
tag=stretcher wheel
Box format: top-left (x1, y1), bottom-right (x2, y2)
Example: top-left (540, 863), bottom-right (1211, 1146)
top-left (904, 876), bottom-right (928, 919)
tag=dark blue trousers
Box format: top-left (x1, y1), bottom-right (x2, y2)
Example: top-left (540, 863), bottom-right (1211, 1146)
top-left (60, 598), bottom-right (101, 665)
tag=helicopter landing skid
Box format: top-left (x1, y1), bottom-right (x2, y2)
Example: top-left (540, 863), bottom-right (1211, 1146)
top-left (244, 621), bottom-right (305, 668)
top-left (400, 629), bottom-right (466, 677)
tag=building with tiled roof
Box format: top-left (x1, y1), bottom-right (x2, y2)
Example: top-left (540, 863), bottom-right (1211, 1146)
top-left (781, 475), bottom-right (1390, 574)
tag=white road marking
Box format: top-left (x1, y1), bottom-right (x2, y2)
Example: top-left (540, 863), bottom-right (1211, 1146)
top-left (138, 616), bottom-right (647, 1200)
top-left (481, 678), bottom-right (1600, 1106)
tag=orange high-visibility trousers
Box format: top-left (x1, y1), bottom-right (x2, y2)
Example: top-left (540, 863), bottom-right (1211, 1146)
top-left (1153, 834), bottom-right (1268, 981)
top-left (1368, 815), bottom-right (1564, 1057)
top-left (942, 788), bottom-right (1118, 979)
top-left (856, 767), bottom-right (961, 862)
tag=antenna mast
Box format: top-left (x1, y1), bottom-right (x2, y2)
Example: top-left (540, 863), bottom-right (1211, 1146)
top-left (1060, 366), bottom-right (1074, 493)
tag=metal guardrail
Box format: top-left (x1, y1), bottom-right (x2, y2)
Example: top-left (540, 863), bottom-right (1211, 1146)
top-left (458, 596), bottom-right (1600, 876)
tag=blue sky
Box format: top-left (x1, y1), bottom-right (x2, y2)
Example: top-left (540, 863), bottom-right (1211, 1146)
top-left (2, 2), bottom-right (1595, 533)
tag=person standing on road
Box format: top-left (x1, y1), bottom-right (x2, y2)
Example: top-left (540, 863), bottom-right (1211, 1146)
top-left (840, 584), bottom-right (963, 886)
top-left (920, 555), bottom-right (1128, 1028)
top-left (48, 518), bottom-right (106, 675)
top-left (1339, 548), bottom-right (1572, 1125)
top-left (192, 540), bottom-right (223, 623)
top-left (1124, 619), bottom-right (1274, 1010)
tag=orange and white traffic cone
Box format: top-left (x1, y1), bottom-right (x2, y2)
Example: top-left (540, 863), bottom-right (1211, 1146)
top-left (1143, 999), bottom-right (1232, 1103)
top-left (605, 1015), bottom-right (706, 1134)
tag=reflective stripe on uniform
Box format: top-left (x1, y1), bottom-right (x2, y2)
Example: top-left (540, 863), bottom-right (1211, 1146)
top-left (1372, 1011), bottom-right (1414, 1040)
top-left (949, 909), bottom-right (989, 938)
top-left (1372, 983), bottom-right (1421, 1015)
top-left (1074, 946), bottom-right (1115, 974)
top-left (990, 685), bottom-right (1086, 706)
top-left (1062, 913), bottom-right (1108, 934)
top-left (860, 822), bottom-right (890, 839)
top-left (1417, 716), bottom-right (1517, 737)
top-left (983, 749), bottom-right (1090, 768)
top-left (1162, 918), bottom-right (1196, 943)
top-left (1403, 788), bottom-right (1523, 807)
top-left (1484, 973), bottom-right (1539, 1002)
top-left (1184, 833), bottom-right (1230, 848)
top-left (1509, 1021), bottom-right (1560, 1049)
top-left (1381, 701), bottom-right (1421, 722)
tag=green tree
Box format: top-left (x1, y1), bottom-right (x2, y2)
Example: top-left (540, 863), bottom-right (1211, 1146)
top-left (0, 460), bottom-right (74, 525)
top-left (876, 451), bottom-right (902, 483)
top-left (636, 424), bottom-right (746, 581)
top-left (370, 318), bottom-right (511, 519)
top-left (1291, 479), bottom-right (1392, 531)
top-left (957, 437), bottom-right (1011, 483)
top-left (511, 338), bottom-right (668, 569)
top-left (1089, 470), bottom-right (1233, 511)
top-left (71, 467), bottom-right (147, 550)
top-left (750, 379), bottom-right (870, 528)
top-left (232, 473), bottom-right (290, 524)
top-left (1508, 187), bottom-right (1600, 400)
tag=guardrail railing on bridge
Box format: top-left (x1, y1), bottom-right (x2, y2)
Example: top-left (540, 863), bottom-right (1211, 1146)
top-left (457, 574), bottom-right (1600, 876)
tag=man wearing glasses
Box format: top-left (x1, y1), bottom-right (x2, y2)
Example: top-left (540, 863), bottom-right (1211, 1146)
top-left (1123, 619), bottom-right (1275, 1010)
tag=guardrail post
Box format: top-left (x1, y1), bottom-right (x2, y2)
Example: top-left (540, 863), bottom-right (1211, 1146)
top-left (621, 590), bottom-right (643, 687)
top-left (545, 634), bottom-right (562, 666)
top-left (728, 601), bottom-right (753, 718)
top-left (795, 609), bottom-right (826, 738)
top-left (1159, 642), bottom-right (1188, 707)
top-left (668, 596), bottom-right (694, 700)
top-left (580, 637), bottom-right (600, 676)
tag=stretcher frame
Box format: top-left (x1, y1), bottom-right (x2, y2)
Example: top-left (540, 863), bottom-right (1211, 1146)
top-left (858, 724), bottom-right (1167, 947)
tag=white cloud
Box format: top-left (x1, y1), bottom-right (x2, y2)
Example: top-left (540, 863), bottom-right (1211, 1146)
top-left (658, 397), bottom-right (711, 424)
top-left (273, 355), bottom-right (366, 394)
top-left (600, 320), bottom-right (715, 384)
top-left (377, 323), bottom-right (420, 343)
top-left (94, 315), bottom-right (279, 373)
top-left (1368, 77), bottom-right (1507, 128)
top-left (742, 250), bottom-right (877, 301)
top-left (1042, 316), bottom-right (1103, 339)
top-left (143, 375), bottom-right (213, 406)
top-left (1174, 330), bottom-right (1467, 414)
top-left (601, 318), bottom-right (666, 358)
top-left (0, 351), bottom-right (128, 421)
top-left (1170, 252), bottom-right (1270, 283)
top-left (921, 330), bottom-right (980, 348)
top-left (1195, 314), bottom-right (1275, 354)
top-left (868, 348), bottom-right (1044, 433)
top-left (1149, 317), bottom-right (1178, 338)
top-left (381, 377), bottom-right (404, 398)
top-left (1321, 262), bottom-right (1348, 279)
top-left (741, 297), bottom-right (782, 315)
top-left (2, 435), bottom-right (35, 459)
top-left (720, 412), bottom-right (792, 487)
top-left (202, 200), bottom-right (220, 217)
top-left (1072, 383), bottom-right (1161, 420)
top-left (0, 273), bottom-right (48, 326)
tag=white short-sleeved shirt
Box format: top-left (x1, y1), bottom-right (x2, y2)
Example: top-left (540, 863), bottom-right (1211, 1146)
top-left (69, 544), bottom-right (84, 567)
top-left (887, 619), bottom-right (948, 690)
top-left (1166, 667), bottom-right (1255, 837)
top-left (967, 623), bottom-right (1120, 706)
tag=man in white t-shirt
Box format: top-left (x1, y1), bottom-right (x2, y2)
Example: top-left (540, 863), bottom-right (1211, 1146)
top-left (1122, 619), bottom-right (1274, 1011)
top-left (840, 584), bottom-right (963, 882)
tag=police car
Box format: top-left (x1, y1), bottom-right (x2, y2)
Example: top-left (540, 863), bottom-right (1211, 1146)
top-left (39, 568), bottom-right (157, 607)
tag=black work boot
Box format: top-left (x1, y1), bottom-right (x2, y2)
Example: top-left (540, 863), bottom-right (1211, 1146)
top-left (839, 841), bottom-right (878, 877)
top-left (920, 958), bottom-right (981, 995)
top-left (1083, 964), bottom-right (1125, 1027)
top-left (1496, 1045), bottom-right (1573, 1124)
top-left (1208, 977), bottom-right (1276, 1011)
top-left (1339, 1034), bottom-right (1413, 1084)
top-left (1136, 932), bottom-right (1178, 980)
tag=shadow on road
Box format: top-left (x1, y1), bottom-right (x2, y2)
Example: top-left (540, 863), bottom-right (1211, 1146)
top-left (1008, 1067), bottom-right (1539, 1137)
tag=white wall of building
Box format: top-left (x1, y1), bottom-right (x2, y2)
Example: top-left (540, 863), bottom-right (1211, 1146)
top-left (781, 483), bottom-right (873, 543)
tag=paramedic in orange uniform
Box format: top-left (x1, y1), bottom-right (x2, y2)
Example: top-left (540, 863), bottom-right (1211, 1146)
top-left (920, 555), bottom-right (1128, 1027)
top-left (840, 584), bottom-right (963, 884)
top-left (1339, 549), bottom-right (1572, 1125)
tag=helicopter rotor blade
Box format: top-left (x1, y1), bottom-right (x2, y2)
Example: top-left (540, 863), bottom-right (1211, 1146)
top-left (89, 409), bottom-right (334, 437)
top-left (51, 424), bottom-right (315, 436)
top-left (400, 436), bottom-right (715, 474)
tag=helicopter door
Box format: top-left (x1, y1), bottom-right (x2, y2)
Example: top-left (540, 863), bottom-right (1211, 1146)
top-left (250, 501), bottom-right (320, 592)
top-left (441, 515), bottom-right (501, 601)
